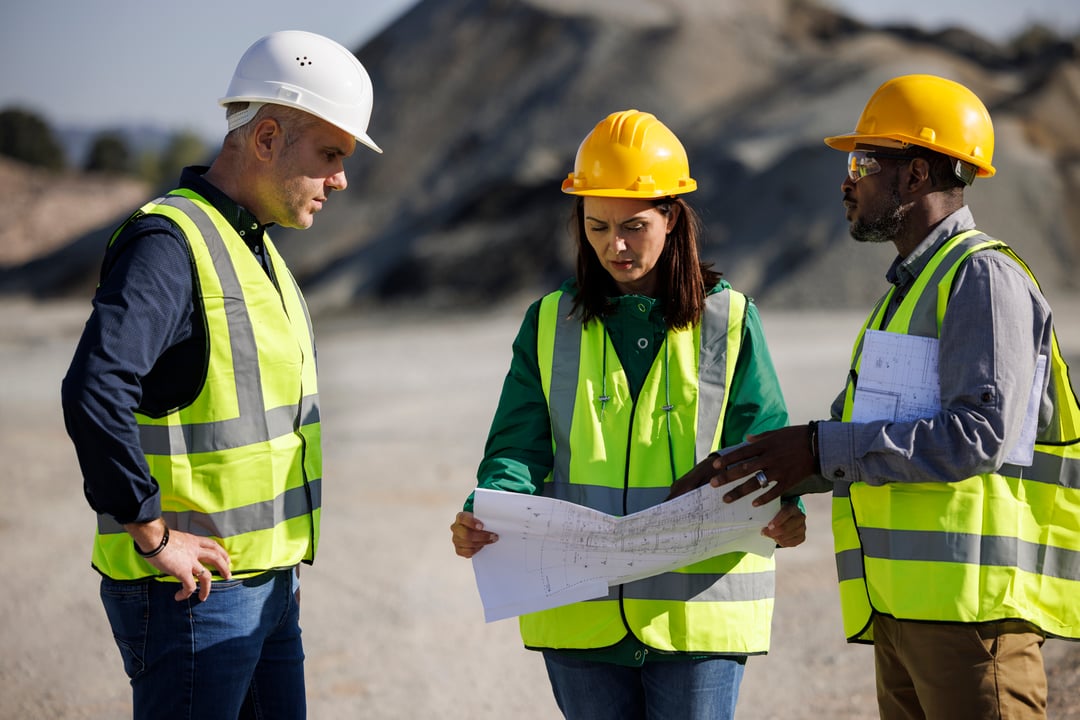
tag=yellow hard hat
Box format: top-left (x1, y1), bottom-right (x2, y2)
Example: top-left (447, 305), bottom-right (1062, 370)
top-left (562, 110), bottom-right (697, 197)
top-left (824, 74), bottom-right (995, 178)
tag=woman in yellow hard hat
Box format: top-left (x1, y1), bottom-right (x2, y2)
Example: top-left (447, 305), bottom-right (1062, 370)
top-left (450, 110), bottom-right (806, 720)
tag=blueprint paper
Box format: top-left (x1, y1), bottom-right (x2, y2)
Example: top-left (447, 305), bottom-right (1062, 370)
top-left (470, 485), bottom-right (779, 622)
top-left (1003, 354), bottom-right (1045, 466)
top-left (851, 329), bottom-right (1042, 466)
top-left (851, 330), bottom-right (940, 424)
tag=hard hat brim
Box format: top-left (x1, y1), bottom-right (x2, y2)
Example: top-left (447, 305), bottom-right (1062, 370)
top-left (560, 184), bottom-right (697, 198)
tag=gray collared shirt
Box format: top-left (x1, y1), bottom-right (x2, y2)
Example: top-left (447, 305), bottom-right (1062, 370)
top-left (816, 206), bottom-right (1056, 486)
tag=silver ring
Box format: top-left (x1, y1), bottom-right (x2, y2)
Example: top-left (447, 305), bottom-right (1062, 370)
top-left (754, 470), bottom-right (768, 488)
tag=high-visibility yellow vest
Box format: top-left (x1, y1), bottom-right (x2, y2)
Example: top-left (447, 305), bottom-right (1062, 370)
top-left (91, 190), bottom-right (322, 581)
top-left (519, 289), bottom-right (776, 654)
top-left (835, 229), bottom-right (1080, 642)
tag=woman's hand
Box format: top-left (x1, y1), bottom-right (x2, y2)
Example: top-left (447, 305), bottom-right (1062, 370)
top-left (450, 511), bottom-right (499, 558)
top-left (760, 502), bottom-right (807, 548)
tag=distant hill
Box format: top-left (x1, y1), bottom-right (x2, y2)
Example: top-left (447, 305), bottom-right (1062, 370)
top-left (0, 156), bottom-right (147, 269)
top-left (2, 0), bottom-right (1078, 315)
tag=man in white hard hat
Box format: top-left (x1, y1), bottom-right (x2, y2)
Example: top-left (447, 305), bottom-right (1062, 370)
top-left (61, 30), bottom-right (380, 718)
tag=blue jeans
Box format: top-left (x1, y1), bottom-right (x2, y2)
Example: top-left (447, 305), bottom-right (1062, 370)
top-left (542, 651), bottom-right (746, 720)
top-left (100, 567), bottom-right (305, 720)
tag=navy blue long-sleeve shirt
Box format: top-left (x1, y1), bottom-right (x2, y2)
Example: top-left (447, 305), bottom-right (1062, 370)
top-left (61, 166), bottom-right (273, 524)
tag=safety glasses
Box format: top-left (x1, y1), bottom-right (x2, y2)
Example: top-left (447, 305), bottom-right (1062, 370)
top-left (846, 150), bottom-right (915, 183)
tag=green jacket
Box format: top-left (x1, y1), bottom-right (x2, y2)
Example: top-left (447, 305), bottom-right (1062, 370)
top-left (469, 279), bottom-right (790, 664)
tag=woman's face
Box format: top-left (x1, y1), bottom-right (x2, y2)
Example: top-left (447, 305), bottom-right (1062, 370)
top-left (582, 196), bottom-right (678, 297)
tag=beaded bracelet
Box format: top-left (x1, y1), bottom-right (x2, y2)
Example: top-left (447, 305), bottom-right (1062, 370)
top-left (134, 524), bottom-right (170, 558)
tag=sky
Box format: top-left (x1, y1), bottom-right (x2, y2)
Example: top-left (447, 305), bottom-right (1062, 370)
top-left (1, 0), bottom-right (1079, 143)
top-left (0, 0), bottom-right (417, 140)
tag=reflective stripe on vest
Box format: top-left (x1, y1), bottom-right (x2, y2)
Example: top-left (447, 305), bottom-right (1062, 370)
top-left (520, 289), bottom-right (776, 654)
top-left (91, 191), bottom-right (322, 580)
top-left (834, 230), bottom-right (1080, 642)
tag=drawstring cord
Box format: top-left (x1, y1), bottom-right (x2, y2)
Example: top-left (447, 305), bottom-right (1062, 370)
top-left (661, 333), bottom-right (676, 482)
top-left (598, 325), bottom-right (677, 483)
top-left (598, 337), bottom-right (611, 421)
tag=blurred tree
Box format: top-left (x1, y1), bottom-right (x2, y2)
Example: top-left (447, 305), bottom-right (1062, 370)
top-left (135, 149), bottom-right (163, 187)
top-left (134, 130), bottom-right (209, 188)
top-left (0, 106), bottom-right (66, 170)
top-left (1010, 24), bottom-right (1069, 62)
top-left (158, 131), bottom-right (209, 186)
top-left (84, 131), bottom-right (132, 175)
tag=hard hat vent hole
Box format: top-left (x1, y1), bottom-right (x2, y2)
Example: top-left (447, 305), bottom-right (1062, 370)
top-left (296, 56), bottom-right (313, 67)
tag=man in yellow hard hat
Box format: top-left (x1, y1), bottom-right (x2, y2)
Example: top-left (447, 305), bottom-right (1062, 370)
top-left (61, 31), bottom-right (381, 718)
top-left (671, 74), bottom-right (1080, 718)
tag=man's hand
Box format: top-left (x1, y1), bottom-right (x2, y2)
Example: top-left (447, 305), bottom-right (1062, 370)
top-left (665, 452), bottom-right (724, 501)
top-left (126, 520), bottom-right (232, 602)
top-left (450, 511), bottom-right (499, 558)
top-left (711, 425), bottom-right (818, 506)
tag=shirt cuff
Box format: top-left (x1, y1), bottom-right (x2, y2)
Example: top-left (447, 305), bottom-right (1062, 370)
top-left (817, 421), bottom-right (857, 485)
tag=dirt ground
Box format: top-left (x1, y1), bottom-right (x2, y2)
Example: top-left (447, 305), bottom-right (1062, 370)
top-left (1, 298), bottom-right (1077, 719)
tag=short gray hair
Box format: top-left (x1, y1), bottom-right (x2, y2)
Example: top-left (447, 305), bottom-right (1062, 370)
top-left (223, 102), bottom-right (321, 149)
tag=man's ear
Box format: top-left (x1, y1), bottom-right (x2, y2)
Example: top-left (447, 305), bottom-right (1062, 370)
top-left (906, 156), bottom-right (933, 193)
top-left (252, 118), bottom-right (283, 161)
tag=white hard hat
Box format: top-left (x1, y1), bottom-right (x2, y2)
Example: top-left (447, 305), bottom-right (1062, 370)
top-left (220, 30), bottom-right (381, 153)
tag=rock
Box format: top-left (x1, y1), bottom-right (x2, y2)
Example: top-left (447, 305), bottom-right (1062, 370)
top-left (1, 0), bottom-right (1077, 314)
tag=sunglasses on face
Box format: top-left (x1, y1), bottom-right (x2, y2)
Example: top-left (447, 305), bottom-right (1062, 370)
top-left (846, 150), bottom-right (915, 183)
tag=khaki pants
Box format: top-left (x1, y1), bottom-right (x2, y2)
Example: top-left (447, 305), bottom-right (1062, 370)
top-left (873, 614), bottom-right (1047, 720)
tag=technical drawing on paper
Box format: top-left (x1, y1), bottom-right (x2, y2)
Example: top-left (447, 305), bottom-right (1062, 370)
top-left (470, 484), bottom-right (778, 622)
top-left (849, 330), bottom-right (1044, 465)
top-left (851, 329), bottom-right (940, 423)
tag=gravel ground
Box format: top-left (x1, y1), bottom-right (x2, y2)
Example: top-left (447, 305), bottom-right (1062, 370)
top-left (1, 298), bottom-right (1077, 719)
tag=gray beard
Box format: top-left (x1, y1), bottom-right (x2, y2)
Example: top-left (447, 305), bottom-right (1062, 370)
top-left (850, 183), bottom-right (906, 244)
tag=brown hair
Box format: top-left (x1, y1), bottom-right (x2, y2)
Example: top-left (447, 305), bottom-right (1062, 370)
top-left (569, 196), bottom-right (721, 330)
